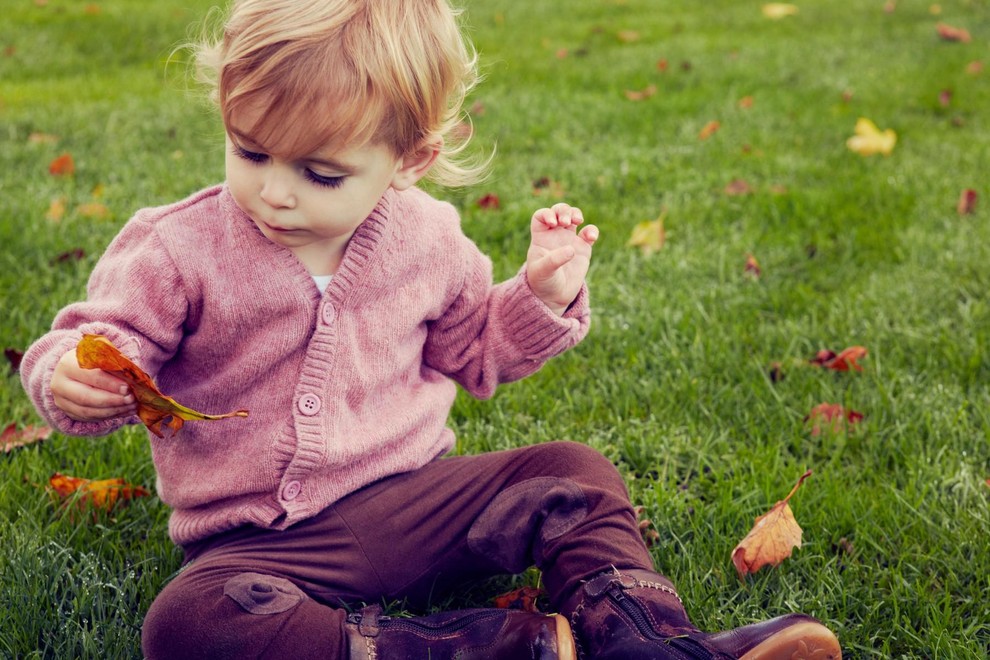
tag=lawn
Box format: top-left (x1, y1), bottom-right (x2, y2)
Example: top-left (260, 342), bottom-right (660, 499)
top-left (1, 0), bottom-right (988, 657)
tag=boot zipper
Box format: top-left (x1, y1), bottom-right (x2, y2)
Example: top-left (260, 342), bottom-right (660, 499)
top-left (608, 585), bottom-right (665, 641)
top-left (350, 610), bottom-right (502, 638)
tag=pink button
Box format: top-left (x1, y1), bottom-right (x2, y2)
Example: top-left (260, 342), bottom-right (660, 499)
top-left (297, 393), bottom-right (322, 416)
top-left (281, 480), bottom-right (302, 501)
top-left (321, 302), bottom-right (336, 325)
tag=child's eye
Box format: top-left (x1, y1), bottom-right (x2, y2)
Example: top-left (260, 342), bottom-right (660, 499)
top-left (232, 144), bottom-right (268, 164)
top-left (305, 169), bottom-right (346, 189)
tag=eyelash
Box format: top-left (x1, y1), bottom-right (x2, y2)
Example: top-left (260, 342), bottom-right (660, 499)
top-left (231, 144), bottom-right (346, 190)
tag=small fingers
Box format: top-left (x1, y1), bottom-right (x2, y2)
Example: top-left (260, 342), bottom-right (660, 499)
top-left (533, 203), bottom-right (585, 229)
top-left (579, 224), bottom-right (600, 245)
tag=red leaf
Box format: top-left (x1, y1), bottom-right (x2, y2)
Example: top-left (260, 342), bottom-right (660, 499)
top-left (805, 403), bottom-right (863, 436)
top-left (476, 193), bottom-right (500, 210)
top-left (957, 189), bottom-right (978, 215)
top-left (48, 153), bottom-right (75, 176)
top-left (1, 423), bottom-right (52, 453)
top-left (810, 346), bottom-right (867, 372)
top-left (937, 23), bottom-right (971, 43)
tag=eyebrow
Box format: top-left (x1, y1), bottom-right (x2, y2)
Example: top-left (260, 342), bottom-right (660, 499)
top-left (227, 127), bottom-right (356, 174)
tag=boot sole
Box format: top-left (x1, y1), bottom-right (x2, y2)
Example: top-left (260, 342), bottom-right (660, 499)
top-left (551, 613), bottom-right (577, 660)
top-left (739, 620), bottom-right (842, 660)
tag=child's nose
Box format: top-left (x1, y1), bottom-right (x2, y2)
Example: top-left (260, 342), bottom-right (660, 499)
top-left (259, 168), bottom-right (296, 209)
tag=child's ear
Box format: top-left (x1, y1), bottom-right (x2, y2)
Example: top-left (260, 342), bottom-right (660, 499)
top-left (391, 136), bottom-right (443, 191)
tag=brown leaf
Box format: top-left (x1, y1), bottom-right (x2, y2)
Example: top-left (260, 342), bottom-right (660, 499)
top-left (76, 334), bottom-right (248, 438)
top-left (805, 403), bottom-right (863, 436)
top-left (493, 586), bottom-right (544, 613)
top-left (1, 423), bottom-right (51, 453)
top-left (725, 179), bottom-right (753, 196)
top-left (48, 153), bottom-right (75, 176)
top-left (731, 470), bottom-right (811, 578)
top-left (53, 248), bottom-right (86, 264)
top-left (48, 472), bottom-right (149, 512)
top-left (738, 95), bottom-right (754, 109)
top-left (937, 22), bottom-right (971, 43)
top-left (957, 189), bottom-right (977, 215)
top-left (966, 61), bottom-right (984, 75)
top-left (634, 505), bottom-right (661, 547)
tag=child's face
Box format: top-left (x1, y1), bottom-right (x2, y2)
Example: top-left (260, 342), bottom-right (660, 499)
top-left (224, 116), bottom-right (405, 274)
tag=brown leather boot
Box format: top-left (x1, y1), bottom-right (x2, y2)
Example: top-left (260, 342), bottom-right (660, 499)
top-left (565, 569), bottom-right (841, 659)
top-left (344, 604), bottom-right (576, 659)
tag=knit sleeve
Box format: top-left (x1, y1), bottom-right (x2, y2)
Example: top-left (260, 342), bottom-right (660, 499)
top-left (20, 210), bottom-right (189, 436)
top-left (422, 238), bottom-right (590, 400)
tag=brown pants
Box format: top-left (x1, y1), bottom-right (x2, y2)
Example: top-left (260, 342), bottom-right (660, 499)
top-left (141, 441), bottom-right (654, 659)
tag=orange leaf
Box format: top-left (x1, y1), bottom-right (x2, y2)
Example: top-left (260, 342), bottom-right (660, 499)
top-left (957, 189), bottom-right (977, 215)
top-left (624, 84), bottom-right (657, 101)
top-left (48, 153), bottom-right (75, 176)
top-left (731, 470), bottom-right (811, 578)
top-left (1, 423), bottom-right (52, 453)
top-left (744, 254), bottom-right (762, 277)
top-left (49, 472), bottom-right (149, 512)
top-left (805, 403), bottom-right (864, 436)
top-left (493, 586), bottom-right (544, 613)
top-left (725, 179), bottom-right (753, 196)
top-left (698, 120), bottom-right (720, 140)
top-left (75, 334), bottom-right (248, 438)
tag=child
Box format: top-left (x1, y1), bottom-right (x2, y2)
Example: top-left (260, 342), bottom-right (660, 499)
top-left (21, 1), bottom-right (842, 658)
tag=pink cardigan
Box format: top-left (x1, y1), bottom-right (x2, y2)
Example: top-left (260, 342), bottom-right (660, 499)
top-left (21, 185), bottom-right (590, 545)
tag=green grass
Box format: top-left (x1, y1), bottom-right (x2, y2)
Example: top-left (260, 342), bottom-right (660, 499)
top-left (2, 0), bottom-right (988, 657)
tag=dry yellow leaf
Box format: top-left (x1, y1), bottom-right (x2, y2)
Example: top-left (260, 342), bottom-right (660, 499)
top-left (762, 3), bottom-right (799, 19)
top-left (627, 211), bottom-right (667, 256)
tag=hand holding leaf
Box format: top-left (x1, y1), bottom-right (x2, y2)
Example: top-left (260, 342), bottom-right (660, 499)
top-left (75, 334), bottom-right (248, 438)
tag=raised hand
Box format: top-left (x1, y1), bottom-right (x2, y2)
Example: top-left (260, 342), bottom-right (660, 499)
top-left (525, 203), bottom-right (599, 315)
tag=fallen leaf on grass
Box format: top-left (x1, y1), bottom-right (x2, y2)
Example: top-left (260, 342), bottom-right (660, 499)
top-left (744, 254), bottom-right (762, 278)
top-left (1, 423), bottom-right (51, 453)
top-left (624, 84), bottom-right (657, 101)
top-left (634, 505), bottom-right (661, 547)
top-left (48, 472), bottom-right (149, 512)
top-left (957, 189), bottom-right (977, 215)
top-left (76, 202), bottom-right (110, 220)
top-left (76, 334), bottom-right (248, 438)
top-left (762, 3), bottom-right (799, 19)
top-left (28, 132), bottom-right (59, 145)
top-left (698, 120), bottom-right (720, 140)
top-left (53, 248), bottom-right (86, 264)
top-left (5, 348), bottom-right (23, 373)
top-left (846, 118), bottom-right (896, 156)
top-left (476, 193), bottom-right (500, 210)
top-left (627, 210), bottom-right (667, 255)
top-left (48, 153), bottom-right (75, 176)
top-left (732, 470), bottom-right (811, 578)
top-left (937, 23), bottom-right (971, 43)
top-left (966, 61), bottom-right (984, 75)
top-left (725, 179), bottom-right (753, 196)
top-left (805, 403), bottom-right (863, 436)
top-left (810, 346), bottom-right (868, 372)
top-left (531, 177), bottom-right (565, 199)
top-left (493, 586), bottom-right (544, 612)
top-left (46, 196), bottom-right (67, 222)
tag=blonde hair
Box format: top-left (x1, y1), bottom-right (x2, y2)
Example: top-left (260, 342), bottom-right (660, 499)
top-left (195, 0), bottom-right (487, 186)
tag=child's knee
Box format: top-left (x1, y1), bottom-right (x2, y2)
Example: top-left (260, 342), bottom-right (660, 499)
top-left (142, 571), bottom-right (307, 659)
top-left (529, 440), bottom-right (625, 484)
